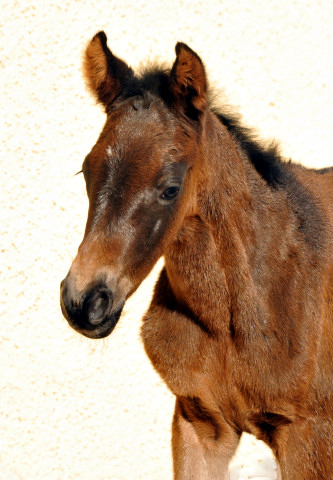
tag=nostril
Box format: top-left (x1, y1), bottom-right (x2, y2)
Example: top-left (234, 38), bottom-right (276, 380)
top-left (82, 288), bottom-right (112, 326)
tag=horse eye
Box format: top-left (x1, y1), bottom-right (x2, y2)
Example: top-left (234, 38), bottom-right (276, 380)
top-left (160, 186), bottom-right (180, 201)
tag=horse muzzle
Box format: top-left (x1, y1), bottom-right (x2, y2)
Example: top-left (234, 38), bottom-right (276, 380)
top-left (60, 277), bottom-right (124, 339)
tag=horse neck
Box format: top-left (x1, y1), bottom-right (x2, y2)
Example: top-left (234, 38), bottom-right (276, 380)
top-left (163, 112), bottom-right (268, 335)
top-left (196, 111), bottom-right (258, 253)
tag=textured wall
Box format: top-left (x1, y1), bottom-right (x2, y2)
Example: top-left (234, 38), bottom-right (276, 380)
top-left (1, 1), bottom-right (332, 479)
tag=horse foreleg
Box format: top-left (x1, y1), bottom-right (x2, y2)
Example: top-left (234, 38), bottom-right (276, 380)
top-left (277, 417), bottom-right (333, 479)
top-left (172, 398), bottom-right (240, 480)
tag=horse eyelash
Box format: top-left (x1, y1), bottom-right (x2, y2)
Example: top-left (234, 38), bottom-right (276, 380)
top-left (75, 170), bottom-right (83, 176)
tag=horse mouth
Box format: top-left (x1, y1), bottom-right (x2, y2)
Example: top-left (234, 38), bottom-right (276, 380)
top-left (62, 300), bottom-right (124, 339)
top-left (80, 306), bottom-right (124, 339)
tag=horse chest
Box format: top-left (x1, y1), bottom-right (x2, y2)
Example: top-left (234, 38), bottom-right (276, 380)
top-left (141, 259), bottom-right (230, 396)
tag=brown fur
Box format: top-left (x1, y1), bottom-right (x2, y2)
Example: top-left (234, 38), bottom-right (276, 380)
top-left (61, 32), bottom-right (333, 479)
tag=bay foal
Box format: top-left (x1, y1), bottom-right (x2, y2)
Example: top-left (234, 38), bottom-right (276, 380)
top-left (61, 32), bottom-right (333, 479)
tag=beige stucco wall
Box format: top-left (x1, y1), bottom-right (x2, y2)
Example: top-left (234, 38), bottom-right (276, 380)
top-left (1, 1), bottom-right (332, 479)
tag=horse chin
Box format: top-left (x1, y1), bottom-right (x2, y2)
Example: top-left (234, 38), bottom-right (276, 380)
top-left (76, 305), bottom-right (124, 339)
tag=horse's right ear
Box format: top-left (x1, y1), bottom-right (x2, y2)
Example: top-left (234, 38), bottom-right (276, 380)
top-left (83, 31), bottom-right (134, 110)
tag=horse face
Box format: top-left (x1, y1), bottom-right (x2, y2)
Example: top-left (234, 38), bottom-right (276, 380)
top-left (60, 32), bottom-right (208, 338)
top-left (61, 99), bottom-right (193, 338)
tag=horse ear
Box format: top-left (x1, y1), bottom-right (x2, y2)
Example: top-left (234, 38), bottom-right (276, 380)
top-left (83, 31), bottom-right (134, 109)
top-left (170, 42), bottom-right (207, 119)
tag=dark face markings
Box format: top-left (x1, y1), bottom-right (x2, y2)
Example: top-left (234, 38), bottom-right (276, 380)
top-left (81, 97), bottom-right (191, 268)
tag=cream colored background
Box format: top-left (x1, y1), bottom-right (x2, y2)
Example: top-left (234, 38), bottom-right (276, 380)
top-left (1, 1), bottom-right (332, 479)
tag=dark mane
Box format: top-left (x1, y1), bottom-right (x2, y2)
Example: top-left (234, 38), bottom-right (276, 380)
top-left (317, 166), bottom-right (333, 174)
top-left (211, 109), bottom-right (289, 188)
top-left (120, 63), bottom-right (171, 104)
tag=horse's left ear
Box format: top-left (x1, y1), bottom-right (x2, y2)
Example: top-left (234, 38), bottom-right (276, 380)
top-left (170, 43), bottom-right (207, 120)
top-left (83, 31), bottom-right (134, 110)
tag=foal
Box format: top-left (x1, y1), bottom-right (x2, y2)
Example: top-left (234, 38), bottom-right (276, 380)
top-left (61, 31), bottom-right (333, 479)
